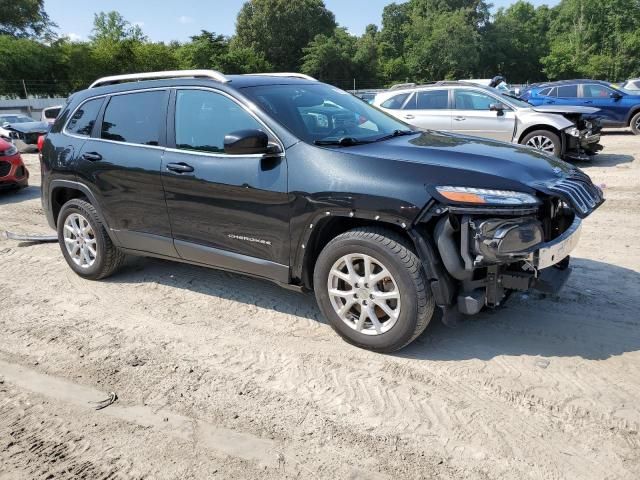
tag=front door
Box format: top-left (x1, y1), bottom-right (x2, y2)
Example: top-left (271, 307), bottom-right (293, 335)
top-left (450, 89), bottom-right (515, 142)
top-left (580, 83), bottom-right (627, 126)
top-left (161, 88), bottom-right (290, 282)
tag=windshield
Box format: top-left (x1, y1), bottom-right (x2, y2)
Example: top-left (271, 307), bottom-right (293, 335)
top-left (242, 83), bottom-right (413, 145)
top-left (0, 115), bottom-right (33, 124)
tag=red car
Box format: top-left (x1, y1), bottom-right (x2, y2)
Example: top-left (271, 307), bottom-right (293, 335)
top-left (0, 137), bottom-right (29, 190)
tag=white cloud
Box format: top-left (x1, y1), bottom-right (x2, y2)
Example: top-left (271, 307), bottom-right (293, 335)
top-left (65, 32), bottom-right (83, 41)
top-left (178, 15), bottom-right (194, 24)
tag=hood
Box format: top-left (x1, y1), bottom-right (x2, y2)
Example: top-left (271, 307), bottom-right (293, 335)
top-left (5, 121), bottom-right (49, 134)
top-left (345, 131), bottom-right (574, 193)
top-left (530, 105), bottom-right (600, 115)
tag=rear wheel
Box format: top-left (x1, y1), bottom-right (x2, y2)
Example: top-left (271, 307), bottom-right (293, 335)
top-left (630, 112), bottom-right (640, 135)
top-left (313, 227), bottom-right (435, 352)
top-left (57, 199), bottom-right (125, 280)
top-left (521, 129), bottom-right (561, 157)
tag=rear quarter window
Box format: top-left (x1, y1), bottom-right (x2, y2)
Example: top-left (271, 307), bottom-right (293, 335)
top-left (65, 98), bottom-right (104, 137)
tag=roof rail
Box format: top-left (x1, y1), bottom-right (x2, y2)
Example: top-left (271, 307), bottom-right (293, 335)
top-left (389, 82), bottom-right (416, 90)
top-left (89, 70), bottom-right (229, 89)
top-left (252, 72), bottom-right (317, 81)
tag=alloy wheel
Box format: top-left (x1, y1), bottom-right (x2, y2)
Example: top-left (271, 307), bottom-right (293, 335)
top-left (327, 253), bottom-right (401, 336)
top-left (526, 135), bottom-right (555, 153)
top-left (63, 213), bottom-right (97, 268)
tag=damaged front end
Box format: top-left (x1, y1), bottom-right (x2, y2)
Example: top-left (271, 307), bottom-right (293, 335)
top-left (562, 115), bottom-right (603, 161)
top-left (413, 172), bottom-right (604, 323)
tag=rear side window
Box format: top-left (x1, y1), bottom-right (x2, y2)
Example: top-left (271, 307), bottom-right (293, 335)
top-left (416, 90), bottom-right (449, 109)
top-left (66, 98), bottom-right (103, 137)
top-left (380, 93), bottom-right (409, 110)
top-left (174, 89), bottom-right (263, 153)
top-left (556, 85), bottom-right (578, 97)
top-left (101, 91), bottom-right (165, 145)
top-left (583, 84), bottom-right (611, 98)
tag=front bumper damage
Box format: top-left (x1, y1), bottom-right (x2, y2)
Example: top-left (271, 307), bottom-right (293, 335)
top-left (562, 119), bottom-right (603, 161)
top-left (411, 177), bottom-right (603, 323)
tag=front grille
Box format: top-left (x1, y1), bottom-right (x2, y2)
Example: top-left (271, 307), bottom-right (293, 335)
top-left (0, 160), bottom-right (11, 177)
top-left (547, 171), bottom-right (604, 217)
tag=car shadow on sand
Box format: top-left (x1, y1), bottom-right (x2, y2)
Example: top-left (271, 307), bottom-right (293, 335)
top-left (586, 153), bottom-right (634, 167)
top-left (105, 254), bottom-right (640, 362)
top-left (0, 185), bottom-right (41, 205)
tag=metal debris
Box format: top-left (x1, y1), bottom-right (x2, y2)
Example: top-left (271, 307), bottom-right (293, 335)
top-left (4, 231), bottom-right (57, 243)
top-left (90, 392), bottom-right (118, 410)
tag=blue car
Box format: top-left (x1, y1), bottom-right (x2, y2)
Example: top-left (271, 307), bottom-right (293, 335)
top-left (521, 79), bottom-right (640, 135)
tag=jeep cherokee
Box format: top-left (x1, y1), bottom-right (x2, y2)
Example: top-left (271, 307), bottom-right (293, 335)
top-left (41, 70), bottom-right (604, 352)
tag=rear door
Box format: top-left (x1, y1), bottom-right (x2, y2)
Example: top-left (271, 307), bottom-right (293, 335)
top-left (401, 89), bottom-right (452, 131)
top-left (75, 89), bottom-right (176, 256)
top-left (161, 88), bottom-right (290, 282)
top-left (451, 89), bottom-right (515, 142)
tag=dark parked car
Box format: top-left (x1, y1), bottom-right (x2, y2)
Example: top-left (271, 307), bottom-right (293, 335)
top-left (521, 79), bottom-right (640, 134)
top-left (41, 70), bottom-right (604, 352)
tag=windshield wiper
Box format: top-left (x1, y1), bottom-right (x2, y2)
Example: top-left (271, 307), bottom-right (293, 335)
top-left (372, 129), bottom-right (420, 143)
top-left (314, 137), bottom-right (373, 146)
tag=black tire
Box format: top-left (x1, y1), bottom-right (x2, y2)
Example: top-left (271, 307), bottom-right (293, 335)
top-left (57, 198), bottom-right (125, 280)
top-left (520, 129), bottom-right (561, 157)
top-left (313, 227), bottom-right (435, 353)
top-left (630, 112), bottom-right (640, 135)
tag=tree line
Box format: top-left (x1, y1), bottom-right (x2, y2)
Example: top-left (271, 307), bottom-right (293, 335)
top-left (1, 0), bottom-right (639, 98)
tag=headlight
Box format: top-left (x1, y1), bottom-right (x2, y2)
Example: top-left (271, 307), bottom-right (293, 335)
top-left (565, 127), bottom-right (581, 137)
top-left (435, 186), bottom-right (539, 206)
top-left (1, 144), bottom-right (18, 156)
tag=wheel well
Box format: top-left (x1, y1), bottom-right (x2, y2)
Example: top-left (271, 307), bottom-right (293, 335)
top-left (627, 107), bottom-right (640, 126)
top-left (51, 187), bottom-right (88, 225)
top-left (517, 124), bottom-right (561, 144)
top-left (300, 217), bottom-right (414, 289)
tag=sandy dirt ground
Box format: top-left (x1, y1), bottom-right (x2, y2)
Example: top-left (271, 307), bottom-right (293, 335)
top-left (1, 132), bottom-right (639, 479)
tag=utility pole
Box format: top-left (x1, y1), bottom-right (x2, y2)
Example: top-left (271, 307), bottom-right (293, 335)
top-left (22, 80), bottom-right (32, 117)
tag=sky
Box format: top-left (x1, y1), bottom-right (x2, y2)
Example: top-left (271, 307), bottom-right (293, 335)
top-left (45, 0), bottom-right (559, 43)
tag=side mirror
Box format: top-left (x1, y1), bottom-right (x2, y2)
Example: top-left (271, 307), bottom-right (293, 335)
top-left (610, 92), bottom-right (622, 100)
top-left (489, 103), bottom-right (505, 116)
top-left (224, 129), bottom-right (270, 155)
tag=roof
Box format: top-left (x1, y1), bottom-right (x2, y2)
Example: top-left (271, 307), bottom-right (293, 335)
top-left (530, 79), bottom-right (612, 89)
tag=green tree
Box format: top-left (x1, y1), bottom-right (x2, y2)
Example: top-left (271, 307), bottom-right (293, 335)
top-left (234, 0), bottom-right (336, 71)
top-left (0, 0), bottom-right (56, 39)
top-left (542, 0), bottom-right (640, 80)
top-left (481, 1), bottom-right (551, 83)
top-left (404, 9), bottom-right (481, 81)
top-left (176, 30), bottom-right (230, 69)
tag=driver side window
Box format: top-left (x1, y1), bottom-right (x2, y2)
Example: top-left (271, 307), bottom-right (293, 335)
top-left (175, 89), bottom-right (263, 153)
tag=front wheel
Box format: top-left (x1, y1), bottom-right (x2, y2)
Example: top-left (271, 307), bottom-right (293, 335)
top-left (630, 112), bottom-right (640, 135)
top-left (521, 130), bottom-right (561, 157)
top-left (313, 227), bottom-right (435, 352)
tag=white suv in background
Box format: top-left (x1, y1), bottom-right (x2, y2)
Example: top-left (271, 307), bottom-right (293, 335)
top-left (373, 81), bottom-right (603, 161)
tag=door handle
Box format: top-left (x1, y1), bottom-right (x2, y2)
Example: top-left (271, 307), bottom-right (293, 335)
top-left (166, 162), bottom-right (194, 173)
top-left (583, 100), bottom-right (593, 104)
top-left (81, 152), bottom-right (102, 162)
top-left (544, 100), bottom-right (555, 104)
top-left (454, 116), bottom-right (466, 121)
top-left (404, 114), bottom-right (415, 119)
